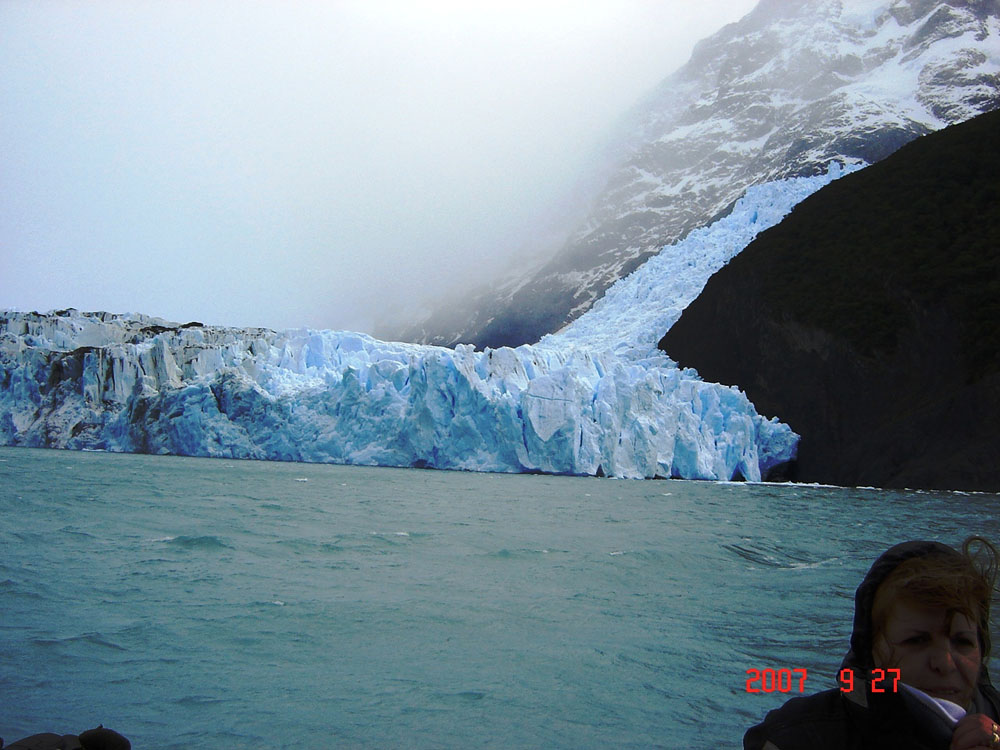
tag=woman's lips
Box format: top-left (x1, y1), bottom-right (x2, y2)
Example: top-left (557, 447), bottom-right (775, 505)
top-left (924, 687), bottom-right (962, 698)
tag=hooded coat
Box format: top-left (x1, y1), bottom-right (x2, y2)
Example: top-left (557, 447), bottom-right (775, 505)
top-left (744, 541), bottom-right (1000, 750)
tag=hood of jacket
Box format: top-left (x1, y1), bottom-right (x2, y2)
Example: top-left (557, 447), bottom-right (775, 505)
top-left (840, 540), bottom-right (995, 693)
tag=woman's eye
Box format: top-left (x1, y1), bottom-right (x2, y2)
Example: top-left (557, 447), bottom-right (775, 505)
top-left (902, 635), bottom-right (928, 645)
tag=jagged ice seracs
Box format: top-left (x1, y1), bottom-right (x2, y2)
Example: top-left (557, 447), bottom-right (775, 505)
top-left (0, 165), bottom-right (856, 480)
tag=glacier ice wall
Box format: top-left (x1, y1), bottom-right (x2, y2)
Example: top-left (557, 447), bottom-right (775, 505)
top-left (0, 166), bottom-right (855, 479)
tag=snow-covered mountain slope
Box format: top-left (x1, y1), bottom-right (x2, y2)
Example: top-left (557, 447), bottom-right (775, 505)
top-left (397, 0), bottom-right (1000, 349)
top-left (0, 164), bottom-right (861, 479)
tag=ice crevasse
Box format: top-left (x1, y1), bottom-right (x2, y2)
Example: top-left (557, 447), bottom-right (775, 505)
top-left (0, 164), bottom-right (857, 480)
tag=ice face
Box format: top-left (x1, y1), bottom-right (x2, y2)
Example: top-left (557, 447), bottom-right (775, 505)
top-left (0, 167), bottom-right (857, 479)
top-left (0, 322), bottom-right (782, 479)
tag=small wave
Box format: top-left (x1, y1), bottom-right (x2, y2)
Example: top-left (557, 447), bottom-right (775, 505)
top-left (0, 578), bottom-right (45, 599)
top-left (173, 695), bottom-right (226, 706)
top-left (59, 526), bottom-right (97, 540)
top-left (159, 535), bottom-right (233, 551)
top-left (13, 530), bottom-right (48, 543)
top-left (32, 632), bottom-right (127, 651)
top-left (491, 548), bottom-right (557, 560)
top-left (434, 690), bottom-right (487, 703)
top-left (722, 542), bottom-right (831, 570)
top-left (643, 681), bottom-right (671, 698)
top-left (369, 531), bottom-right (418, 541)
top-left (724, 543), bottom-right (782, 567)
top-left (249, 598), bottom-right (288, 609)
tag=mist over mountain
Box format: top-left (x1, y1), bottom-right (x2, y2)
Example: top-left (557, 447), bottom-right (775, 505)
top-left (391, 0), bottom-right (1000, 349)
top-left (659, 106), bottom-right (1000, 491)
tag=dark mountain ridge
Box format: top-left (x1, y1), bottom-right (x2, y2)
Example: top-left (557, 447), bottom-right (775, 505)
top-left (659, 107), bottom-right (1000, 491)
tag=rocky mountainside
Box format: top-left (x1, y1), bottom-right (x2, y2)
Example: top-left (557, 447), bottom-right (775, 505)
top-left (396, 0), bottom-right (1000, 349)
top-left (659, 107), bottom-right (1000, 492)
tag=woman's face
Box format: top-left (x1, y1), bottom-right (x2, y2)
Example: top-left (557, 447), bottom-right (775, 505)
top-left (872, 598), bottom-right (981, 707)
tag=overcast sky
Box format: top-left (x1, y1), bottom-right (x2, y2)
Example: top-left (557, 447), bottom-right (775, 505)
top-left (1, 0), bottom-right (758, 334)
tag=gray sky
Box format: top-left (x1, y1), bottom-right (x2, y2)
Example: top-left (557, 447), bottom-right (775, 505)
top-left (1, 0), bottom-right (758, 334)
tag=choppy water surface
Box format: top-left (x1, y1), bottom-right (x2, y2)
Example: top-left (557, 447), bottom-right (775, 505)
top-left (1, 447), bottom-right (997, 748)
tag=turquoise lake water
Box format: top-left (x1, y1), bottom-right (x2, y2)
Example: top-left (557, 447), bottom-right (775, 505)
top-left (1, 446), bottom-right (997, 748)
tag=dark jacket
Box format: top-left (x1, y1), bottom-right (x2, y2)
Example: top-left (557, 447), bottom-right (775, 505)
top-left (1, 736), bottom-right (82, 750)
top-left (744, 541), bottom-right (1000, 750)
top-left (1, 727), bottom-right (130, 750)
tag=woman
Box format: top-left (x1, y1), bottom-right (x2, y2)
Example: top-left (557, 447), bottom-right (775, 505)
top-left (744, 538), bottom-right (1000, 750)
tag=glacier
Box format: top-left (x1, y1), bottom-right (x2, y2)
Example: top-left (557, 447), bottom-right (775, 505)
top-left (0, 165), bottom-right (855, 480)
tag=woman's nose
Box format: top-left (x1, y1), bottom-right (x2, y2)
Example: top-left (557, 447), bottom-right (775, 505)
top-left (928, 640), bottom-right (957, 672)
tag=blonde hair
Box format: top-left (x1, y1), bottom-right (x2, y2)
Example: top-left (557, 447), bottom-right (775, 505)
top-left (871, 536), bottom-right (998, 662)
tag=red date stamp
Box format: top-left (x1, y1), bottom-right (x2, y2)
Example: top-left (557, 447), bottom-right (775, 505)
top-left (745, 667), bottom-right (901, 694)
top-left (746, 668), bottom-right (808, 693)
top-left (839, 667), bottom-right (901, 693)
